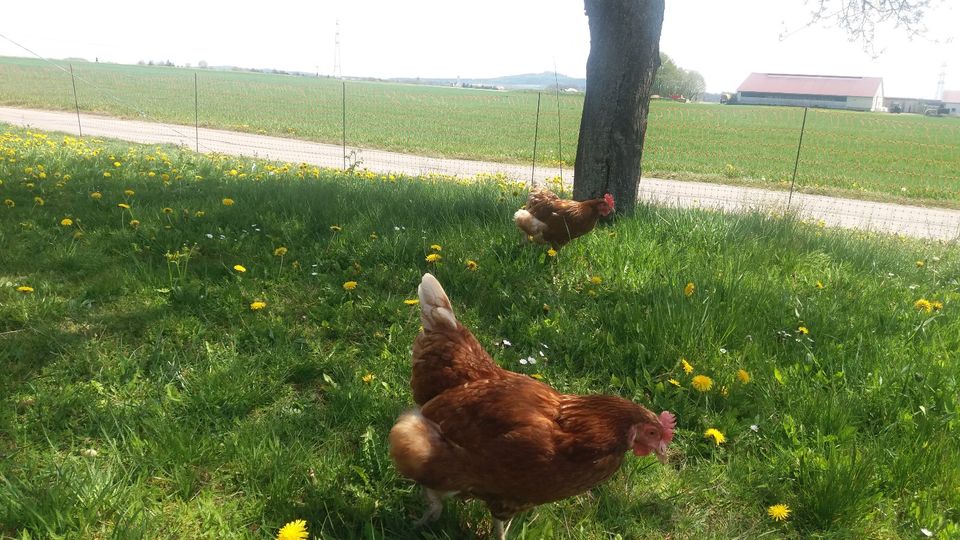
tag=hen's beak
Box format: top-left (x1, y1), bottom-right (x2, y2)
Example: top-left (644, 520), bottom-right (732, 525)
top-left (654, 442), bottom-right (668, 464)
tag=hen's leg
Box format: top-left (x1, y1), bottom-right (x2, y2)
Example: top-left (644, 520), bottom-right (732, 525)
top-left (493, 518), bottom-right (513, 540)
top-left (412, 488), bottom-right (443, 527)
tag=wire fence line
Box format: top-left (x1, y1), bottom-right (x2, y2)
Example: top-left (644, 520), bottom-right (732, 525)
top-left (0, 58), bottom-right (958, 241)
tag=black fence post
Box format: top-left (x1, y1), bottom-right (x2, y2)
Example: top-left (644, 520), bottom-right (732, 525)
top-left (194, 72), bottom-right (200, 152)
top-left (788, 107), bottom-right (809, 207)
top-left (69, 64), bottom-right (82, 137)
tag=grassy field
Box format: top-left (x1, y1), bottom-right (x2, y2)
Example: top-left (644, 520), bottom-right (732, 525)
top-left (1, 56), bottom-right (960, 205)
top-left (1, 124), bottom-right (959, 539)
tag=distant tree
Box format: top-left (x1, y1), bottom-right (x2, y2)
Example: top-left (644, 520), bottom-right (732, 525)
top-left (572, 0), bottom-right (935, 213)
top-left (198, 60), bottom-right (208, 68)
top-left (651, 53), bottom-right (706, 100)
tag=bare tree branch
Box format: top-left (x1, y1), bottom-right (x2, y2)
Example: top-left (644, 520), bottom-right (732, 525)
top-left (803, 0), bottom-right (942, 56)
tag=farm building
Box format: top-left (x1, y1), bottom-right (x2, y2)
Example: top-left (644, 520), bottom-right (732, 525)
top-left (736, 73), bottom-right (884, 111)
top-left (943, 90), bottom-right (960, 116)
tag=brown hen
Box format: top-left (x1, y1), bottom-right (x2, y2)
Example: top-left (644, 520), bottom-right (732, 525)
top-left (513, 188), bottom-right (615, 248)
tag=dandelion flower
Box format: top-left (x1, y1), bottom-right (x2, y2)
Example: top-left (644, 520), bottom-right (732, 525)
top-left (797, 326), bottom-right (809, 335)
top-left (589, 275), bottom-right (603, 285)
top-left (103, 171), bottom-right (111, 178)
top-left (684, 282), bottom-right (695, 297)
top-left (914, 299), bottom-right (933, 313)
top-left (113, 161), bottom-right (122, 168)
top-left (369, 232), bottom-right (377, 240)
top-left (222, 198), bottom-right (235, 206)
top-left (330, 225), bottom-right (342, 232)
top-left (60, 218), bottom-right (73, 227)
top-left (361, 372), bottom-right (376, 384)
top-left (276, 519), bottom-right (308, 540)
top-left (195, 210), bottom-right (205, 218)
top-left (915, 260), bottom-right (925, 268)
top-left (931, 300), bottom-right (943, 311)
top-left (668, 378), bottom-right (681, 387)
top-left (229, 169), bottom-right (239, 177)
top-left (124, 189), bottom-right (135, 196)
top-left (129, 219), bottom-right (140, 228)
top-left (704, 428), bottom-right (726, 446)
top-left (162, 207), bottom-right (173, 214)
top-left (117, 203), bottom-right (130, 209)
top-left (250, 300), bottom-right (267, 310)
top-left (233, 264), bottom-right (247, 273)
top-left (343, 281), bottom-right (358, 291)
top-left (736, 369), bottom-right (751, 384)
top-left (430, 244), bottom-right (442, 251)
top-left (404, 299), bottom-right (419, 305)
top-left (4, 199), bottom-right (15, 208)
top-left (274, 246), bottom-right (288, 256)
top-left (16, 286), bottom-right (34, 293)
top-left (768, 504), bottom-right (791, 522)
top-left (681, 358), bottom-right (694, 374)
top-left (426, 253), bottom-right (442, 263)
top-left (465, 259), bottom-right (478, 271)
top-left (815, 280), bottom-right (825, 289)
top-left (691, 374), bottom-right (713, 392)
top-left (34, 196), bottom-right (45, 206)
top-left (90, 191), bottom-right (102, 200)
top-left (547, 248), bottom-right (557, 257)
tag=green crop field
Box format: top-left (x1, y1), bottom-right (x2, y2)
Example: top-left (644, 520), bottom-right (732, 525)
top-left (1, 55), bottom-right (959, 204)
top-left (1, 126), bottom-right (959, 538)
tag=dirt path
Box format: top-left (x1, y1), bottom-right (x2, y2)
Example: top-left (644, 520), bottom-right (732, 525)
top-left (2, 106), bottom-right (958, 241)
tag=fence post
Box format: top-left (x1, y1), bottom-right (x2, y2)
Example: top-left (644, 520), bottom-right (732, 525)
top-left (788, 107), bottom-right (808, 208)
top-left (194, 72), bottom-right (200, 152)
top-left (554, 67), bottom-right (563, 184)
top-left (69, 64), bottom-right (82, 137)
top-left (342, 81), bottom-right (347, 170)
top-left (531, 92), bottom-right (542, 186)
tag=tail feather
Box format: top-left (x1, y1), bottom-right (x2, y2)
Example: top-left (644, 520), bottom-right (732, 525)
top-left (513, 208), bottom-right (546, 236)
top-left (418, 273), bottom-right (457, 331)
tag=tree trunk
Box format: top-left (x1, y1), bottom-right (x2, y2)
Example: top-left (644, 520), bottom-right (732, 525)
top-left (573, 0), bottom-right (665, 214)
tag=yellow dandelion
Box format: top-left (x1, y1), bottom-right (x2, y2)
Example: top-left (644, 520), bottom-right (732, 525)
top-left (914, 299), bottom-right (933, 313)
top-left (369, 232), bottom-right (378, 240)
top-left (330, 225), bottom-right (342, 232)
top-left (103, 171), bottom-right (111, 178)
top-left (148, 171), bottom-right (156, 177)
top-left (404, 298), bottom-right (419, 305)
top-left (768, 504), bottom-right (791, 521)
top-left (60, 218), bottom-right (73, 227)
top-left (222, 198), bottom-right (235, 206)
top-left (681, 358), bottom-right (694, 374)
top-left (797, 326), bottom-right (809, 335)
top-left (589, 275), bottom-right (603, 285)
top-left (250, 301), bottom-right (267, 310)
top-left (465, 259), bottom-right (478, 271)
top-left (276, 519), bottom-right (308, 540)
top-left (547, 248), bottom-right (557, 257)
top-left (233, 264), bottom-right (247, 273)
top-left (343, 281), bottom-right (358, 291)
top-left (34, 196), bottom-right (45, 206)
top-left (704, 428), bottom-right (726, 446)
top-left (124, 189), bottom-right (135, 196)
top-left (684, 282), bottom-right (695, 297)
top-left (229, 169), bottom-right (239, 177)
top-left (931, 300), bottom-right (943, 311)
top-left (16, 286), bottom-right (34, 293)
top-left (691, 374), bottom-right (713, 392)
top-left (4, 199), bottom-right (15, 208)
top-left (162, 207), bottom-right (173, 214)
top-left (195, 210), bottom-right (205, 218)
top-left (426, 253), bottom-right (442, 263)
top-left (361, 372), bottom-right (376, 384)
top-left (736, 369), bottom-right (751, 384)
top-left (117, 203), bottom-right (130, 209)
top-left (38, 172), bottom-right (47, 179)
top-left (113, 161), bottom-right (122, 168)
top-left (530, 373), bottom-right (544, 380)
top-left (815, 280), bottom-right (825, 289)
top-left (274, 246), bottom-right (288, 256)
top-left (129, 219), bottom-right (140, 228)
top-left (720, 385), bottom-right (729, 397)
top-left (430, 244), bottom-right (442, 251)
top-left (668, 378), bottom-right (681, 387)
top-left (90, 191), bottom-right (102, 200)
top-left (915, 260), bottom-right (925, 268)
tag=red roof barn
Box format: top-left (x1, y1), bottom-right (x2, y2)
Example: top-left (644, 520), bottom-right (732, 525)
top-left (736, 73), bottom-right (885, 111)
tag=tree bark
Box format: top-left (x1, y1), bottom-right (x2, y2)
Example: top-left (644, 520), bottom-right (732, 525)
top-left (573, 0), bottom-right (665, 214)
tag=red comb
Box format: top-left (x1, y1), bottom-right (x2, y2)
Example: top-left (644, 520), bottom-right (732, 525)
top-left (659, 411), bottom-right (676, 443)
top-left (603, 193), bottom-right (615, 208)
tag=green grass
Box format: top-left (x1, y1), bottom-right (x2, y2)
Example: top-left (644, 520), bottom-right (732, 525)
top-left (2, 125), bottom-right (960, 539)
top-left (2, 56), bottom-right (960, 205)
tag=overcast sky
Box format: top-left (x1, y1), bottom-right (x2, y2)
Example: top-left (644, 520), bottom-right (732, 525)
top-left (1, 0), bottom-right (956, 98)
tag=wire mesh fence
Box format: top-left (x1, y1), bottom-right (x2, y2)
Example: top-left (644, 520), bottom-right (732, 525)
top-left (0, 55), bottom-right (958, 240)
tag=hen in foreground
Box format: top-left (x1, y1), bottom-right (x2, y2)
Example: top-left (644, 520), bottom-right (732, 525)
top-left (389, 274), bottom-right (675, 539)
top-left (513, 188), bottom-right (615, 249)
